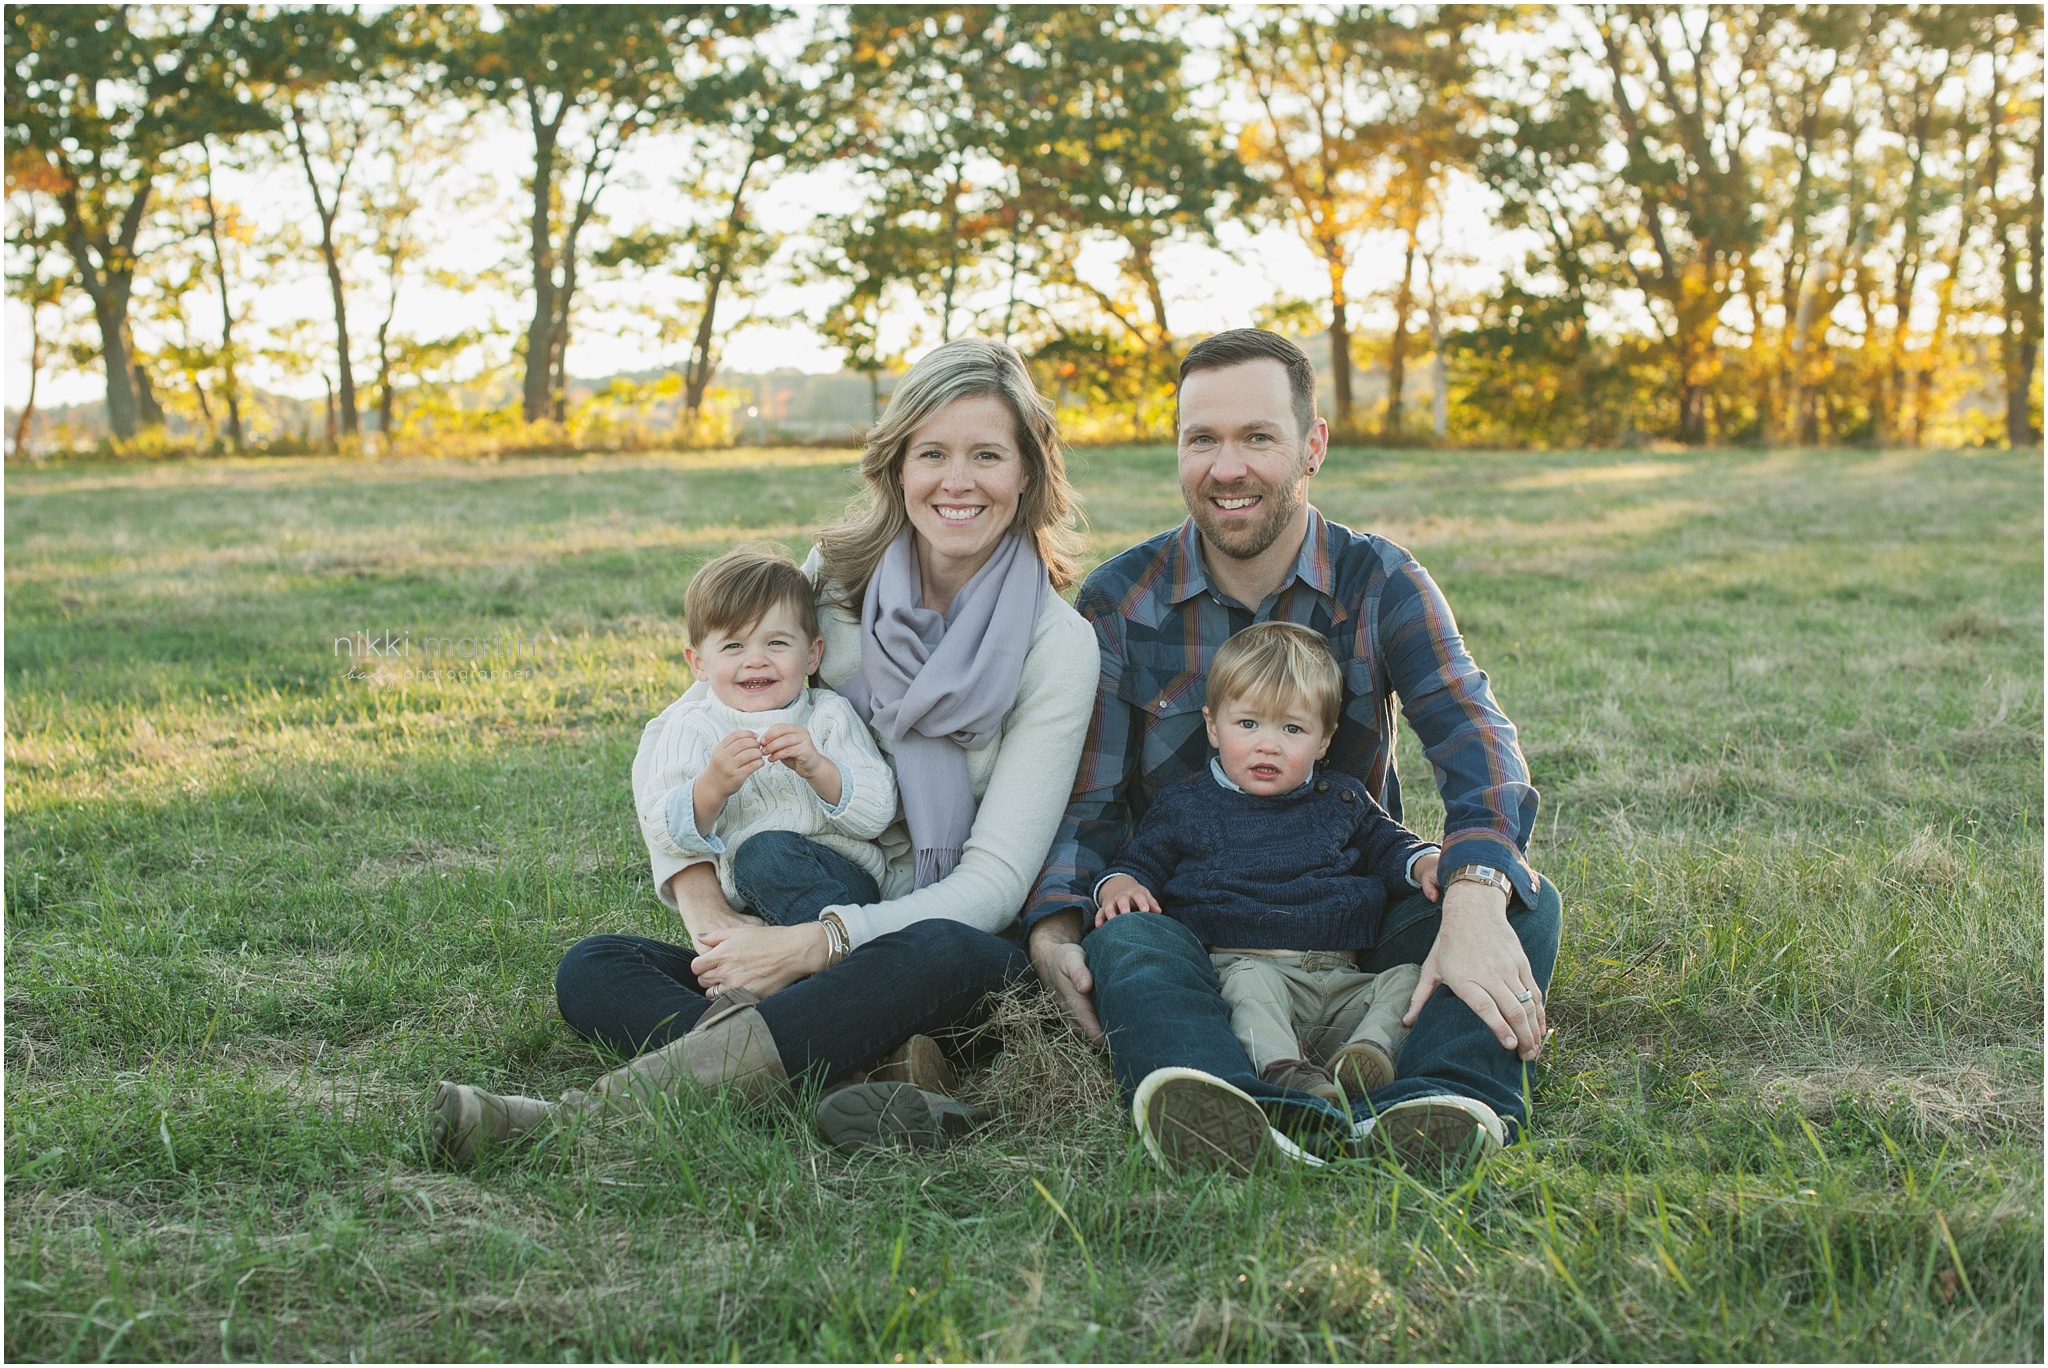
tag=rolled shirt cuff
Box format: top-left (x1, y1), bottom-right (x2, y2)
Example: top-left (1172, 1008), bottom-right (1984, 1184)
top-left (664, 785), bottom-right (727, 857)
top-left (1404, 844), bottom-right (1440, 889)
top-left (820, 772), bottom-right (854, 819)
top-left (1435, 830), bottom-right (1539, 907)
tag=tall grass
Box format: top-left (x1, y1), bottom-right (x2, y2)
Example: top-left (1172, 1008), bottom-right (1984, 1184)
top-left (6, 444), bottom-right (2040, 1361)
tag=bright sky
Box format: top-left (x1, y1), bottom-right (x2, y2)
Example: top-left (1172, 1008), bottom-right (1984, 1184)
top-left (4, 18), bottom-right (1533, 411)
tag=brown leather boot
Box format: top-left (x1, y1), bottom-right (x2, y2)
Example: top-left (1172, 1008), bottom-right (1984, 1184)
top-left (561, 988), bottom-right (786, 1117)
top-left (431, 1082), bottom-right (555, 1166)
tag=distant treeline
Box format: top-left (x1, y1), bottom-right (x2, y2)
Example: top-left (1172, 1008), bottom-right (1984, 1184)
top-left (6, 5), bottom-right (2041, 456)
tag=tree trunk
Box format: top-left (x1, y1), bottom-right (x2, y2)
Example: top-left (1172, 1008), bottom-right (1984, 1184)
top-left (13, 315), bottom-right (41, 454)
top-left (201, 143), bottom-right (244, 449)
top-left (1385, 232), bottom-right (1417, 438)
top-left (684, 148), bottom-right (759, 418)
top-left (522, 95), bottom-right (563, 424)
top-left (60, 189), bottom-right (148, 440)
top-left (133, 355), bottom-right (165, 427)
top-left (290, 110), bottom-right (359, 437)
top-left (1325, 246), bottom-right (1352, 431)
top-left (323, 375), bottom-right (337, 448)
top-left (2006, 117), bottom-right (2044, 447)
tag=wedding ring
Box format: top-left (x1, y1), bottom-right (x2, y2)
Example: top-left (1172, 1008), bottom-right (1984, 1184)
top-left (1515, 990), bottom-right (1534, 1004)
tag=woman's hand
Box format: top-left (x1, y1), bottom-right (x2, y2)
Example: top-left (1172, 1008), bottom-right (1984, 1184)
top-left (691, 922), bottom-right (831, 1001)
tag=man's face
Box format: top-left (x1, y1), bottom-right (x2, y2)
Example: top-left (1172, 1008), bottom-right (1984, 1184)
top-left (1176, 359), bottom-right (1328, 562)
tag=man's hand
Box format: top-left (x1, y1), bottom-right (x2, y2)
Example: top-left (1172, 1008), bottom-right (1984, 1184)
top-left (1413, 850), bottom-right (1440, 901)
top-left (1092, 874), bottom-right (1161, 927)
top-left (1402, 878), bottom-right (1546, 1060)
top-left (694, 730), bottom-right (767, 835)
top-left (1028, 909), bottom-right (1102, 1045)
top-left (758, 722), bottom-right (842, 805)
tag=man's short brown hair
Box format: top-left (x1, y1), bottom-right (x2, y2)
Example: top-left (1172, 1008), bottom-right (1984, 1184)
top-left (1205, 621), bottom-right (1342, 735)
top-left (684, 542), bottom-right (820, 645)
top-left (1177, 328), bottom-right (1319, 440)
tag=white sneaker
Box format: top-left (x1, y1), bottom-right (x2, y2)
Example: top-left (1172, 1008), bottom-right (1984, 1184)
top-left (1131, 1067), bottom-right (1325, 1176)
top-left (1354, 1093), bottom-right (1506, 1170)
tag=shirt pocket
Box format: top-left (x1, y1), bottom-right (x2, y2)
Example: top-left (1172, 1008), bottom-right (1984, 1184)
top-left (1117, 664), bottom-right (1207, 781)
top-left (1339, 656), bottom-right (1387, 740)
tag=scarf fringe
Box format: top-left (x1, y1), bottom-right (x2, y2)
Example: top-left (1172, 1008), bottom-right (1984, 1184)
top-left (915, 847), bottom-right (963, 887)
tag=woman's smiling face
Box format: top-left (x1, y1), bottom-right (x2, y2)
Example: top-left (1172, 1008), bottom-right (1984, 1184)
top-left (899, 393), bottom-right (1028, 588)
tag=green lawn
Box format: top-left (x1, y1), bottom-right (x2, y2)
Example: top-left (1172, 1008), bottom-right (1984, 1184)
top-left (6, 443), bottom-right (2042, 1362)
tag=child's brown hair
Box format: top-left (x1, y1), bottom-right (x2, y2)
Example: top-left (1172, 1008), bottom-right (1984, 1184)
top-left (1205, 621), bottom-right (1342, 734)
top-left (684, 543), bottom-right (821, 645)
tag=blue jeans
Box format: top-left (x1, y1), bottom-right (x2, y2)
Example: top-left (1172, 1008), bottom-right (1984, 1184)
top-left (554, 916), bottom-right (1030, 1086)
top-left (1084, 880), bottom-right (1563, 1142)
top-left (729, 830), bottom-right (880, 926)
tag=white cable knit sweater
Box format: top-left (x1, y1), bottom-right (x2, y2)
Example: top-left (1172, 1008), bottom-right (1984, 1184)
top-left (633, 686), bottom-right (898, 910)
top-left (809, 572), bottom-right (1100, 950)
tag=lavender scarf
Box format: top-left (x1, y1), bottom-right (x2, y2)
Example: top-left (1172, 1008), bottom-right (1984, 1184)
top-left (837, 529), bottom-right (1047, 887)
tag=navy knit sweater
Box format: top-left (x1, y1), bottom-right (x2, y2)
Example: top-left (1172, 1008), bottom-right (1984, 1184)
top-left (1100, 763), bottom-right (1435, 952)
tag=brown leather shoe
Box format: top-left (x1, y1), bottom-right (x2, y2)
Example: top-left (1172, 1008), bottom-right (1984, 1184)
top-left (1330, 1040), bottom-right (1396, 1097)
top-left (1259, 1058), bottom-right (1345, 1106)
top-left (863, 1034), bottom-right (954, 1093)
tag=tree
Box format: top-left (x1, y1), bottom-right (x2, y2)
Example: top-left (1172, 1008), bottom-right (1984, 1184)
top-left (1000, 6), bottom-right (1252, 398)
top-left (247, 6), bottom-right (391, 440)
top-left (442, 5), bottom-right (764, 424)
top-left (1226, 5), bottom-right (1482, 435)
top-left (5, 5), bottom-right (270, 439)
top-left (4, 187), bottom-right (73, 453)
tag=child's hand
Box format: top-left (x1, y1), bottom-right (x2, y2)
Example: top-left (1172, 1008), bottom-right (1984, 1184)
top-left (702, 729), bottom-right (767, 801)
top-left (1415, 850), bottom-right (1440, 901)
top-left (1094, 874), bottom-right (1162, 927)
top-left (758, 722), bottom-right (843, 805)
top-left (758, 723), bottom-right (821, 777)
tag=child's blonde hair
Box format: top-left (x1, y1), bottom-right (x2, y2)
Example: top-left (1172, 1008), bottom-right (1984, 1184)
top-left (1206, 621), bottom-right (1342, 734)
top-left (684, 543), bottom-right (820, 646)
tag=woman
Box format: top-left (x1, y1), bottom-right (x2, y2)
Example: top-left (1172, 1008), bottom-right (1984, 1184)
top-left (433, 339), bottom-right (1098, 1160)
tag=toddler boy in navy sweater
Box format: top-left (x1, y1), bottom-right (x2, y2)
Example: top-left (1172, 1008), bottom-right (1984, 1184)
top-left (1094, 622), bottom-right (1439, 1105)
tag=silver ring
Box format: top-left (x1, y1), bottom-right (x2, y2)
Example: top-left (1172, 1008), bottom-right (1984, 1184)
top-left (1515, 990), bottom-right (1534, 1004)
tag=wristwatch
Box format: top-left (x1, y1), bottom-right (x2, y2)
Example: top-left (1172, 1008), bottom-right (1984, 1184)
top-left (1444, 864), bottom-right (1514, 899)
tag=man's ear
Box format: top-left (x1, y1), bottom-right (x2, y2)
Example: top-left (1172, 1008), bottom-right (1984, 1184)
top-left (1304, 415), bottom-right (1330, 478)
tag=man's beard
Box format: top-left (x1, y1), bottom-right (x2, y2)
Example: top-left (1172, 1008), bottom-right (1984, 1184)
top-left (1184, 469), bottom-right (1307, 561)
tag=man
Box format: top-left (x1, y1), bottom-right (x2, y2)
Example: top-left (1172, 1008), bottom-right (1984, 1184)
top-left (1024, 328), bottom-right (1560, 1175)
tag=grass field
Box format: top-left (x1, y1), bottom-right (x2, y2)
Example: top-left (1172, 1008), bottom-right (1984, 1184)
top-left (5, 442), bottom-right (2042, 1362)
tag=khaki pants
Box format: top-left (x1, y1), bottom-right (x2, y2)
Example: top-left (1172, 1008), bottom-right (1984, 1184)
top-left (1210, 949), bottom-right (1423, 1073)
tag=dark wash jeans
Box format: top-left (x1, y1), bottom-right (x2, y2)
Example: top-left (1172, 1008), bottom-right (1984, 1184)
top-left (1084, 880), bottom-right (1563, 1141)
top-left (555, 833), bottom-right (1028, 1084)
top-left (729, 830), bottom-right (880, 927)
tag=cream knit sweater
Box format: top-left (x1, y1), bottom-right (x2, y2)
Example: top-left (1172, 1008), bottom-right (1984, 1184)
top-left (810, 573), bottom-right (1100, 949)
top-left (633, 686), bottom-right (898, 910)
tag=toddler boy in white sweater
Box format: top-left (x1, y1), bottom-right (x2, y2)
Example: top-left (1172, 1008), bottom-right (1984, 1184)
top-left (635, 544), bottom-right (898, 928)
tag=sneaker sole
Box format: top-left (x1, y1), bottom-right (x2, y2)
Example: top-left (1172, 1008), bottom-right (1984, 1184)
top-left (1135, 1070), bottom-right (1276, 1177)
top-left (1367, 1102), bottom-right (1501, 1171)
top-left (816, 1082), bottom-right (983, 1153)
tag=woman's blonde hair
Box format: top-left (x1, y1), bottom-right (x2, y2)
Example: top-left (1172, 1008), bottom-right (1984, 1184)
top-left (813, 338), bottom-right (1084, 604)
top-left (1206, 621), bottom-right (1343, 735)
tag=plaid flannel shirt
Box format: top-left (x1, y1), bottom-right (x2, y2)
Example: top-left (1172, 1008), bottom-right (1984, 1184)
top-left (1023, 508), bottom-right (1540, 935)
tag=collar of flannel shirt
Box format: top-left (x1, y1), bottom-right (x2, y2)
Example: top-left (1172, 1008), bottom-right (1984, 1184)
top-left (1160, 506), bottom-right (1342, 612)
